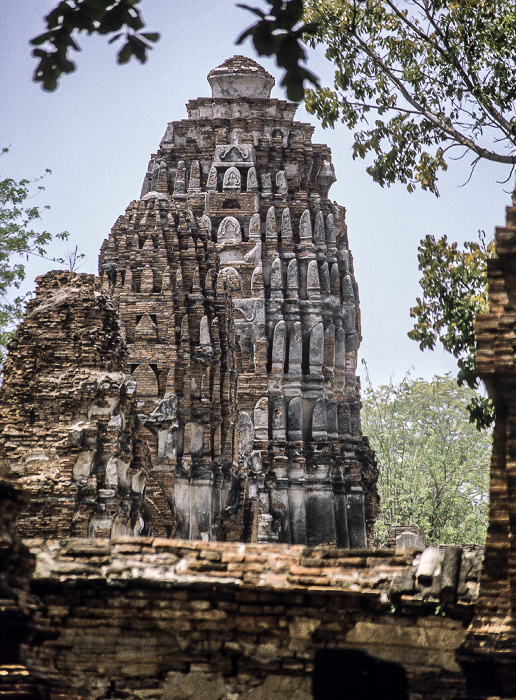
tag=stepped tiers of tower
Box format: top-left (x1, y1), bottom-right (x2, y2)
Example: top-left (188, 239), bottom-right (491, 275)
top-left (99, 56), bottom-right (379, 547)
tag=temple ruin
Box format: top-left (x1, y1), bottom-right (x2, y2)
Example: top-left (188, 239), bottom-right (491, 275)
top-left (3, 55), bottom-right (516, 699)
top-left (97, 55), bottom-right (378, 547)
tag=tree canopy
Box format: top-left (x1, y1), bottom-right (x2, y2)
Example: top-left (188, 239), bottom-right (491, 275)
top-left (31, 0), bottom-right (160, 91)
top-left (408, 232), bottom-right (496, 428)
top-left (302, 0), bottom-right (516, 194)
top-left (362, 372), bottom-right (491, 545)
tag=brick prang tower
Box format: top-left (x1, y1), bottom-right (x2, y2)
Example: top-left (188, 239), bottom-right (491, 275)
top-left (99, 56), bottom-right (379, 546)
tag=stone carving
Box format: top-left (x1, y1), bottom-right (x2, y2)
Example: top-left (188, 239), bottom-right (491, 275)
top-left (281, 207), bottom-right (293, 245)
top-left (338, 403), bottom-right (350, 434)
top-left (309, 323), bottom-right (324, 374)
top-left (189, 160), bottom-right (201, 191)
top-left (207, 165), bottom-right (217, 191)
top-left (287, 396), bottom-right (302, 440)
top-left (270, 257), bottom-right (283, 290)
top-left (223, 166), bottom-right (241, 191)
top-left (218, 216), bottom-right (241, 242)
top-left (183, 422), bottom-right (204, 457)
top-left (244, 240), bottom-right (262, 264)
top-left (272, 396), bottom-right (286, 440)
top-left (261, 173), bottom-right (272, 193)
top-left (327, 400), bottom-right (338, 437)
top-left (341, 273), bottom-right (355, 302)
top-left (200, 214), bottom-right (212, 237)
top-left (249, 212), bottom-right (261, 241)
top-left (174, 160), bottom-right (186, 195)
top-left (314, 211), bottom-right (326, 250)
top-left (214, 143), bottom-right (256, 166)
top-left (307, 260), bottom-right (321, 294)
top-left (247, 166), bottom-right (258, 191)
top-left (312, 399), bottom-right (327, 440)
top-left (330, 263), bottom-right (340, 296)
top-left (299, 209), bottom-right (312, 243)
top-left (218, 267), bottom-right (243, 297)
top-left (251, 264), bottom-right (264, 295)
top-left (335, 327), bottom-right (346, 371)
top-left (254, 397), bottom-right (269, 441)
top-left (288, 322), bottom-right (302, 375)
top-left (320, 262), bottom-right (330, 293)
top-left (272, 320), bottom-right (286, 372)
top-left (239, 411), bottom-right (254, 455)
top-left (276, 170), bottom-right (288, 195)
top-left (324, 323), bottom-right (336, 373)
top-left (286, 259), bottom-right (299, 292)
top-left (266, 206), bottom-right (276, 242)
top-left (326, 213), bottom-right (337, 249)
top-left (156, 158), bottom-right (168, 189)
top-left (199, 316), bottom-right (212, 349)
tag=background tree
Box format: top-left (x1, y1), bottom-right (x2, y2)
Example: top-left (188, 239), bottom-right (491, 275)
top-left (362, 371), bottom-right (491, 546)
top-left (302, 0), bottom-right (516, 194)
top-left (409, 232), bottom-right (495, 428)
top-left (31, 0), bottom-right (160, 91)
top-left (0, 150), bottom-right (69, 364)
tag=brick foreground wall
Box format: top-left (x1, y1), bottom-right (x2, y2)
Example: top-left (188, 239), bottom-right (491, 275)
top-left (1, 529), bottom-right (482, 700)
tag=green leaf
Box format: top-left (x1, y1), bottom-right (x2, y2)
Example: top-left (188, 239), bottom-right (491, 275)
top-left (117, 41), bottom-right (134, 64)
top-left (140, 32), bottom-right (160, 42)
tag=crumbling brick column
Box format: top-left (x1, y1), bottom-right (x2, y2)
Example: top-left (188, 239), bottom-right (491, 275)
top-left (0, 271), bottom-right (152, 539)
top-left (458, 194), bottom-right (516, 697)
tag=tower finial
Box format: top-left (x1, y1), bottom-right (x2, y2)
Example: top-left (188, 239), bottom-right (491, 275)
top-left (207, 55), bottom-right (275, 98)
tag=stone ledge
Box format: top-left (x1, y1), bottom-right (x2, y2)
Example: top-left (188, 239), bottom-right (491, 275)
top-left (25, 537), bottom-right (479, 615)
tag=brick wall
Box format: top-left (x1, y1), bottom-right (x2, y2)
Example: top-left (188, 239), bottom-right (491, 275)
top-left (10, 537), bottom-right (479, 699)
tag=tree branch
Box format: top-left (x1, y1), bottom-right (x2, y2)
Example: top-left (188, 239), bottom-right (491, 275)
top-left (350, 27), bottom-right (516, 165)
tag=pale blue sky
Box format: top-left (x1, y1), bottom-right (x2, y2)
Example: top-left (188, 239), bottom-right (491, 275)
top-left (1, 1), bottom-right (512, 386)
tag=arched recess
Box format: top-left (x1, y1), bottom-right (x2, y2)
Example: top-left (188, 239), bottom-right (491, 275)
top-left (132, 363), bottom-right (159, 398)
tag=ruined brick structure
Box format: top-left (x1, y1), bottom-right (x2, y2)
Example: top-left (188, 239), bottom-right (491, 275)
top-left (0, 267), bottom-right (482, 700)
top-left (456, 190), bottom-right (516, 696)
top-left (0, 272), bottom-right (152, 540)
top-left (99, 56), bottom-right (378, 547)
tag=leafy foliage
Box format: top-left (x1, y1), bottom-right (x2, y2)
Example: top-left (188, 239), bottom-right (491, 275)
top-left (301, 0), bottom-right (516, 193)
top-left (362, 372), bottom-right (491, 545)
top-left (31, 0), bottom-right (315, 100)
top-left (237, 0), bottom-right (320, 100)
top-left (31, 0), bottom-right (160, 91)
top-left (409, 232), bottom-right (495, 428)
top-left (0, 150), bottom-right (69, 363)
